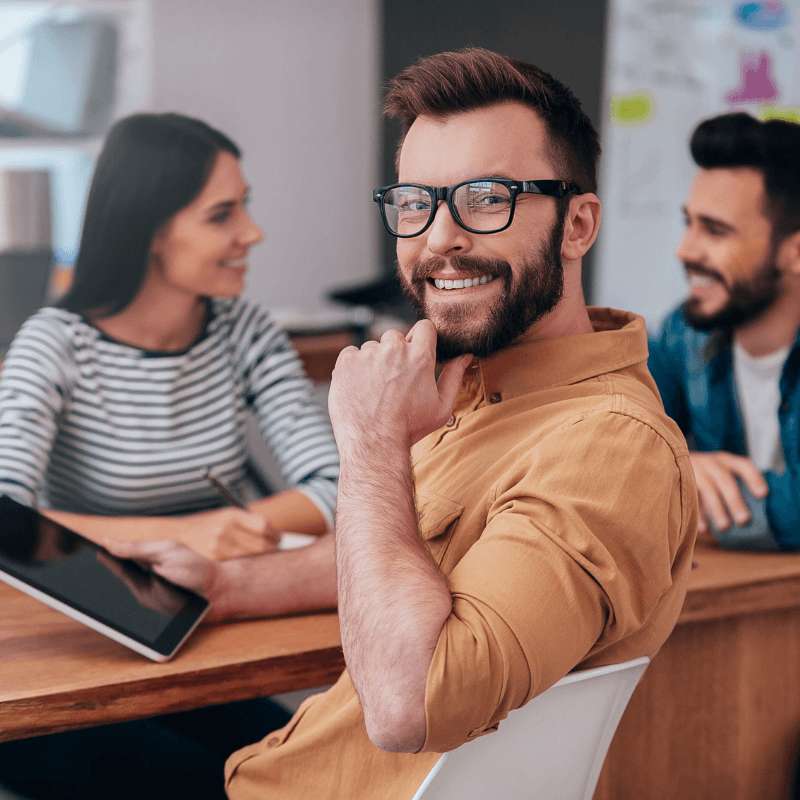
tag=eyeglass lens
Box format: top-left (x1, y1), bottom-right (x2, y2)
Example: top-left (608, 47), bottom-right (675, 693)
top-left (382, 181), bottom-right (513, 236)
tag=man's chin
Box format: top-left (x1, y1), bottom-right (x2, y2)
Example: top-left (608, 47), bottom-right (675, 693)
top-left (429, 319), bottom-right (487, 362)
top-left (435, 335), bottom-right (474, 363)
top-left (683, 299), bottom-right (725, 331)
top-left (683, 295), bottom-right (775, 332)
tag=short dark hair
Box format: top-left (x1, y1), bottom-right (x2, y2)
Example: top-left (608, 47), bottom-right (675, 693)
top-left (690, 112), bottom-right (800, 243)
top-left (59, 113), bottom-right (241, 316)
top-left (383, 47), bottom-right (601, 194)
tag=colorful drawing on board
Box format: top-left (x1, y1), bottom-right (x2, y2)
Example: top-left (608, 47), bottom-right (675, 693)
top-left (610, 91), bottom-right (654, 126)
top-left (759, 105), bottom-right (800, 122)
top-left (734, 2), bottom-right (790, 32)
top-left (725, 50), bottom-right (779, 105)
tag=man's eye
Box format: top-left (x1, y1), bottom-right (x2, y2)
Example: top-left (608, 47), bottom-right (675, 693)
top-left (465, 192), bottom-right (511, 213)
top-left (399, 198), bottom-right (431, 213)
top-left (704, 222), bottom-right (728, 237)
top-left (210, 210), bottom-right (232, 224)
top-left (470, 193), bottom-right (509, 207)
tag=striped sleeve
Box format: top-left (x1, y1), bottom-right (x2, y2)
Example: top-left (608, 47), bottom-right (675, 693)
top-left (233, 301), bottom-right (340, 528)
top-left (0, 313), bottom-right (76, 506)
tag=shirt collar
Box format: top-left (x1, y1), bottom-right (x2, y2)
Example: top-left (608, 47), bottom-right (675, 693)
top-left (698, 308), bottom-right (800, 364)
top-left (463, 307), bottom-right (648, 402)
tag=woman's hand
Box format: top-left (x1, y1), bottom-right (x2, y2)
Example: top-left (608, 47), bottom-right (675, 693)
top-left (170, 507), bottom-right (282, 560)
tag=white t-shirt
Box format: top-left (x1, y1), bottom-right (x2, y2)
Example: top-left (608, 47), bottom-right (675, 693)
top-left (733, 341), bottom-right (789, 474)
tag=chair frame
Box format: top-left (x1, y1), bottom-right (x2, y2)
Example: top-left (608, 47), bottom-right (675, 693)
top-left (412, 656), bottom-right (649, 800)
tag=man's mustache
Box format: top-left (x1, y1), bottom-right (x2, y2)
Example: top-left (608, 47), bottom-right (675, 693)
top-left (412, 255), bottom-right (513, 282)
top-left (682, 261), bottom-right (727, 286)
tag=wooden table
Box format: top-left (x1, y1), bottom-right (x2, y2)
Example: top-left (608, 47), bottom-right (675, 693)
top-left (595, 545), bottom-right (800, 800)
top-left (0, 582), bottom-right (344, 742)
top-left (5, 543), bottom-right (800, 798)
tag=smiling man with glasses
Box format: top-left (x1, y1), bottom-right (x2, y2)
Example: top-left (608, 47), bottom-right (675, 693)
top-left (104, 48), bottom-right (697, 800)
top-left (223, 48), bottom-right (698, 800)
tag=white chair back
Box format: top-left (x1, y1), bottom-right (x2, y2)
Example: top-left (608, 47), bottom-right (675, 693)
top-left (411, 655), bottom-right (649, 800)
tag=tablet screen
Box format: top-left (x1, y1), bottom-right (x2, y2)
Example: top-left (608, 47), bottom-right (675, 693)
top-left (0, 495), bottom-right (209, 660)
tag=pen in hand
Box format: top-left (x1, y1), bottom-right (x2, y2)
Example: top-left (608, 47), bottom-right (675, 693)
top-left (202, 468), bottom-right (284, 551)
top-left (202, 467), bottom-right (247, 509)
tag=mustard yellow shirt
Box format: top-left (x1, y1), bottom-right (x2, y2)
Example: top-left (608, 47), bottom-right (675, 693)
top-left (225, 308), bottom-right (697, 800)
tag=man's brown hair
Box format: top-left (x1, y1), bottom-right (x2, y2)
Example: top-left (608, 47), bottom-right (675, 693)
top-left (384, 47), bottom-right (601, 194)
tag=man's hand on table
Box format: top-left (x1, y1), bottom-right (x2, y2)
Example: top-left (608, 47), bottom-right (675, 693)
top-left (103, 538), bottom-right (227, 621)
top-left (97, 547), bottom-right (196, 616)
top-left (689, 451), bottom-right (768, 537)
top-left (103, 531), bottom-right (338, 622)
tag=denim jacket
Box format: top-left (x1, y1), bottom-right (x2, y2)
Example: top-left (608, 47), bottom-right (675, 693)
top-left (648, 305), bottom-right (800, 549)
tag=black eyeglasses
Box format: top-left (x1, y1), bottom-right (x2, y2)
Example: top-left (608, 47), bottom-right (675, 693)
top-left (373, 178), bottom-right (580, 238)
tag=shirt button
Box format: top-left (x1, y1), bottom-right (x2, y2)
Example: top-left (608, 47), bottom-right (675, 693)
top-left (489, 392), bottom-right (502, 404)
top-left (780, 403), bottom-right (789, 414)
top-left (446, 415), bottom-right (456, 427)
top-left (266, 736), bottom-right (281, 748)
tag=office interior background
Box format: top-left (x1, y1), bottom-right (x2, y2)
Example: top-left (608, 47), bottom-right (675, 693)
top-left (0, 0), bottom-right (798, 339)
top-left (2, 2), bottom-right (800, 792)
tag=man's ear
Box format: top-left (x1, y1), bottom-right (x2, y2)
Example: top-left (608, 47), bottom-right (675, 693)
top-left (561, 193), bottom-right (601, 262)
top-left (778, 228), bottom-right (800, 276)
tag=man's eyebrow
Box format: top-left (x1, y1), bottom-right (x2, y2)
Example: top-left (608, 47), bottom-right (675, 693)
top-left (681, 206), bottom-right (737, 233)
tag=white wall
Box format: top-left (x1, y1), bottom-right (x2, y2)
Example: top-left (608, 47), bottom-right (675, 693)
top-left (150, 0), bottom-right (381, 317)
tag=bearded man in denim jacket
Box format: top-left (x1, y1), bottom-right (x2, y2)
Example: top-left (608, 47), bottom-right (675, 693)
top-left (649, 112), bottom-right (800, 550)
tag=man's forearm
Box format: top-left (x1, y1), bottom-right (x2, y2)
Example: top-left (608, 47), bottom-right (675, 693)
top-left (212, 532), bottom-right (337, 621)
top-left (327, 322), bottom-right (469, 752)
top-left (335, 437), bottom-right (452, 753)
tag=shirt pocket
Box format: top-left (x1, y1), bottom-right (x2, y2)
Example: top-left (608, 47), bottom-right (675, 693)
top-left (417, 489), bottom-right (464, 564)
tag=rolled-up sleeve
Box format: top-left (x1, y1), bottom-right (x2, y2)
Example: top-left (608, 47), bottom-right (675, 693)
top-left (422, 406), bottom-right (691, 753)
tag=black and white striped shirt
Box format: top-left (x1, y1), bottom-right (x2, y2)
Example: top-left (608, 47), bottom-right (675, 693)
top-left (0, 297), bottom-right (339, 525)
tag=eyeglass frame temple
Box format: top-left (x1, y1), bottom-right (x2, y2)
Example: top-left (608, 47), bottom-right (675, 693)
top-left (372, 179), bottom-right (581, 238)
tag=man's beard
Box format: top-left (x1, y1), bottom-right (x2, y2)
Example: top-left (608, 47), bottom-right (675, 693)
top-left (682, 254), bottom-right (782, 332)
top-left (397, 212), bottom-right (566, 362)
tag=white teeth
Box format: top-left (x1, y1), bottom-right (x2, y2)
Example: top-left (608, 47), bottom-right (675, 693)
top-left (689, 274), bottom-right (716, 288)
top-left (433, 274), bottom-right (495, 290)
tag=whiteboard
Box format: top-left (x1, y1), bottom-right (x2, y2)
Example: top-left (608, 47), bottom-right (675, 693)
top-left (595, 0), bottom-right (800, 331)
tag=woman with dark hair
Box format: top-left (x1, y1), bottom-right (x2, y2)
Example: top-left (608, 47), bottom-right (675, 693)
top-left (0, 113), bottom-right (340, 799)
top-left (0, 112), bottom-right (339, 559)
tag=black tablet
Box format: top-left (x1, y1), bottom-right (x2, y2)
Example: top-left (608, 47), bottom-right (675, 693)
top-left (0, 495), bottom-right (209, 661)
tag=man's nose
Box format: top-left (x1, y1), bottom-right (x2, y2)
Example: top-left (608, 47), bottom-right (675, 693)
top-left (676, 226), bottom-right (700, 265)
top-left (424, 201), bottom-right (473, 257)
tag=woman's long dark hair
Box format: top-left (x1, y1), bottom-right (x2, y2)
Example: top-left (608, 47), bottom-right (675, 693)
top-left (59, 113), bottom-right (241, 316)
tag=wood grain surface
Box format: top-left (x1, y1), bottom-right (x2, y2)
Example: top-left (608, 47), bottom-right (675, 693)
top-left (0, 583), bottom-right (344, 742)
top-left (595, 545), bottom-right (800, 800)
top-left (5, 543), bottom-right (800, 798)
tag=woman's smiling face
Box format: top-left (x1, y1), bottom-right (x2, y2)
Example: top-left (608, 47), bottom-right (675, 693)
top-left (145, 151), bottom-right (264, 301)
